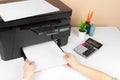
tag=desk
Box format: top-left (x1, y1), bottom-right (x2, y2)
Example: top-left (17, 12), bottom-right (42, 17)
top-left (0, 27), bottom-right (120, 80)
top-left (62, 27), bottom-right (120, 79)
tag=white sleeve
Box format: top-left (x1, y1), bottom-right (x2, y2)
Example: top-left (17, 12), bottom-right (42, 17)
top-left (112, 77), bottom-right (118, 80)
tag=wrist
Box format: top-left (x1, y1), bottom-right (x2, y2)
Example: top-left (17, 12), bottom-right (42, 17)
top-left (23, 78), bottom-right (32, 80)
top-left (74, 63), bottom-right (81, 70)
top-left (23, 76), bottom-right (33, 80)
top-left (22, 78), bottom-right (28, 80)
top-left (73, 62), bottom-right (81, 70)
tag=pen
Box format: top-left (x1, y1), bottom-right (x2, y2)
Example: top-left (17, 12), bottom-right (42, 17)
top-left (86, 11), bottom-right (93, 23)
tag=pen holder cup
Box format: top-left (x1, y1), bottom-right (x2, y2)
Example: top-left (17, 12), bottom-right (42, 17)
top-left (89, 24), bottom-right (95, 36)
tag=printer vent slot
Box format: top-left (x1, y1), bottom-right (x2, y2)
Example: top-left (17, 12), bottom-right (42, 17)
top-left (20, 19), bottom-right (61, 30)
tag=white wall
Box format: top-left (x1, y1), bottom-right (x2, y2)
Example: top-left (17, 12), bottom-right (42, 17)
top-left (61, 0), bottom-right (120, 29)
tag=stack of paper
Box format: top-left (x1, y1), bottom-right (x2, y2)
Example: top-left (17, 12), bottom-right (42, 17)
top-left (23, 41), bottom-right (66, 72)
top-left (0, 0), bottom-right (59, 22)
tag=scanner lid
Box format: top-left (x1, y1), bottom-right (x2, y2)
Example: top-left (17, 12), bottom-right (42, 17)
top-left (0, 0), bottom-right (72, 29)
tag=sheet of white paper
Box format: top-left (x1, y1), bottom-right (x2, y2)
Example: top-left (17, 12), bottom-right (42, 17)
top-left (0, 0), bottom-right (59, 22)
top-left (23, 41), bottom-right (66, 72)
top-left (34, 66), bottom-right (90, 80)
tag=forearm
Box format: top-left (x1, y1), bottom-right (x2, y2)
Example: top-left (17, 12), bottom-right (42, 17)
top-left (22, 78), bottom-right (33, 80)
top-left (75, 63), bottom-right (112, 80)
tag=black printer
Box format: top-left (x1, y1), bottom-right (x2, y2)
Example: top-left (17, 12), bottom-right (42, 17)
top-left (0, 0), bottom-right (72, 60)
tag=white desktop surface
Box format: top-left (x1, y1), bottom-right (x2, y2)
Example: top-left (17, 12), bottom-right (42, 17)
top-left (0, 27), bottom-right (120, 80)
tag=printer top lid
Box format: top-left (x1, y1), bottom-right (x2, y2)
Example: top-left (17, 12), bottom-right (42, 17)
top-left (0, 0), bottom-right (72, 29)
top-left (0, 0), bottom-right (25, 4)
top-left (46, 0), bottom-right (72, 13)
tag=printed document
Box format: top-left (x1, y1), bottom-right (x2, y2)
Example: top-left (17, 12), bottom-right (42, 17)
top-left (0, 0), bottom-right (59, 22)
top-left (23, 41), bottom-right (66, 72)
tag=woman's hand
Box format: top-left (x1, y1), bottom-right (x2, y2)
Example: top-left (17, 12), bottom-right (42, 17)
top-left (23, 60), bottom-right (35, 80)
top-left (64, 52), bottom-right (79, 70)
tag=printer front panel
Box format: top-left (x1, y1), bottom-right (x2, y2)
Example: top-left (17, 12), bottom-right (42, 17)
top-left (0, 29), bottom-right (17, 60)
top-left (0, 24), bottom-right (71, 60)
